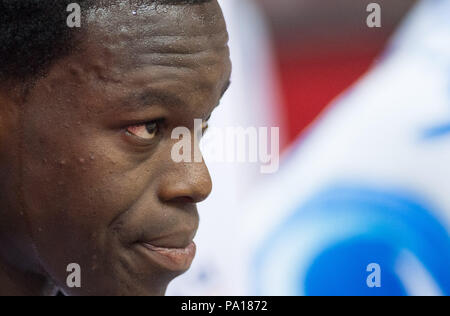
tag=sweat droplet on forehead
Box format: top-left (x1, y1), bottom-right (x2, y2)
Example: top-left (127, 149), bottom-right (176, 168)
top-left (76, 1), bottom-right (230, 82)
top-left (85, 1), bottom-right (227, 40)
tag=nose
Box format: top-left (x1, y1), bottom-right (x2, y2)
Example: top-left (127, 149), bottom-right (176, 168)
top-left (158, 160), bottom-right (213, 204)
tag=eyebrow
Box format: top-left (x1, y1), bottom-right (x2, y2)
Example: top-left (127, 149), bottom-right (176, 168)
top-left (117, 88), bottom-right (186, 112)
top-left (116, 79), bottom-right (231, 113)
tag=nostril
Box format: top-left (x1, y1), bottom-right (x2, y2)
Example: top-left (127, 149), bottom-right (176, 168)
top-left (172, 196), bottom-right (195, 204)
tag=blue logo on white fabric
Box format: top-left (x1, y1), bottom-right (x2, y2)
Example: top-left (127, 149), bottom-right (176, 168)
top-left (252, 184), bottom-right (450, 296)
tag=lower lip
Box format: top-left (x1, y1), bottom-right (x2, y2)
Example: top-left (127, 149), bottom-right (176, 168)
top-left (137, 242), bottom-right (196, 272)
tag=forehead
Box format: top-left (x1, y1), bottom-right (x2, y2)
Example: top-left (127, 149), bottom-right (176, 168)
top-left (83, 1), bottom-right (229, 69)
top-left (61, 1), bottom-right (231, 113)
top-left (86, 1), bottom-right (227, 36)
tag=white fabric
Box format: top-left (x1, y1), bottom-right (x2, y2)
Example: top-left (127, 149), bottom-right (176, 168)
top-left (237, 0), bottom-right (450, 295)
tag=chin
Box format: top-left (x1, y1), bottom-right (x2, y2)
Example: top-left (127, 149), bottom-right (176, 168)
top-left (59, 273), bottom-right (174, 296)
top-left (61, 285), bottom-right (169, 296)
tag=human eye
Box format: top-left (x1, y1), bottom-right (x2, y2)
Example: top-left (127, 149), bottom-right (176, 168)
top-left (125, 119), bottom-right (163, 141)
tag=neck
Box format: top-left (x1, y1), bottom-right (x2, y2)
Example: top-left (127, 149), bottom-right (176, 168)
top-left (0, 257), bottom-right (57, 296)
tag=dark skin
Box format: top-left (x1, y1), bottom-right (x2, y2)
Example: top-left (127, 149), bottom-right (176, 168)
top-left (0, 1), bottom-right (231, 296)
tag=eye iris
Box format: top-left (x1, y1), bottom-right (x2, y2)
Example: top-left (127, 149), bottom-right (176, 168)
top-left (145, 122), bottom-right (158, 135)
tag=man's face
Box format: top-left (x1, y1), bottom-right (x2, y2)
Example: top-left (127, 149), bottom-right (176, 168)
top-left (0, 1), bottom-right (231, 295)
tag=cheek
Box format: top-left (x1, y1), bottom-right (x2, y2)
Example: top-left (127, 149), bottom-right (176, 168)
top-left (21, 141), bottom-right (149, 238)
top-left (21, 114), bottom-right (148, 225)
top-left (19, 125), bottom-right (155, 287)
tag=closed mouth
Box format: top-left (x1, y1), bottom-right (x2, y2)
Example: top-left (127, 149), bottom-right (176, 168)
top-left (135, 241), bottom-right (196, 272)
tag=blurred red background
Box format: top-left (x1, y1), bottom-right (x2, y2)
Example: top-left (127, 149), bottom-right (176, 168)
top-left (258, 0), bottom-right (417, 143)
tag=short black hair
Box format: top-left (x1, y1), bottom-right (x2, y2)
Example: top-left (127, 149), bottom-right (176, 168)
top-left (0, 0), bottom-right (213, 84)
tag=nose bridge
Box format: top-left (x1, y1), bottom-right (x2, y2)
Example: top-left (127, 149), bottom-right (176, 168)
top-left (156, 116), bottom-right (213, 204)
